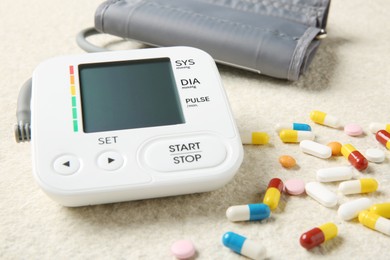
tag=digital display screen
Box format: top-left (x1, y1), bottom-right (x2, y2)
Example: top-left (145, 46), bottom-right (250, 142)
top-left (78, 58), bottom-right (185, 133)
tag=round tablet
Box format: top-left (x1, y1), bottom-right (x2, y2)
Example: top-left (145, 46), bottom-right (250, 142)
top-left (365, 148), bottom-right (385, 163)
top-left (279, 155), bottom-right (296, 168)
top-left (171, 240), bottom-right (196, 259)
top-left (284, 179), bottom-right (305, 195)
top-left (344, 123), bottom-right (363, 136)
top-left (327, 141), bottom-right (342, 156)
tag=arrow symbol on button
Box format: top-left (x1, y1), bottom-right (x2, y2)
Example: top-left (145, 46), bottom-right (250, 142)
top-left (63, 161), bottom-right (70, 167)
top-left (108, 158), bottom-right (115, 164)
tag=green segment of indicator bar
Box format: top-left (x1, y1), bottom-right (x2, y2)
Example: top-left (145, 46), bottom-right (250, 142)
top-left (73, 120), bottom-right (78, 132)
top-left (72, 107), bottom-right (78, 119)
top-left (72, 96), bottom-right (77, 107)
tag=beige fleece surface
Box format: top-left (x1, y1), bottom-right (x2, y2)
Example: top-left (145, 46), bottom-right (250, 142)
top-left (1, 0), bottom-right (390, 259)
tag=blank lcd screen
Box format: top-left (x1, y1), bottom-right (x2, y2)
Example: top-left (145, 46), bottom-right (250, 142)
top-left (78, 58), bottom-right (185, 133)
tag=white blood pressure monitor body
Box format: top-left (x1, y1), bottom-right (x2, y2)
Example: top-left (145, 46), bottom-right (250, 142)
top-left (31, 47), bottom-right (243, 207)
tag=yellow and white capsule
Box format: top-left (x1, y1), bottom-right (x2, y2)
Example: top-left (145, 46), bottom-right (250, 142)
top-left (240, 131), bottom-right (270, 145)
top-left (279, 130), bottom-right (315, 143)
top-left (359, 210), bottom-right (390, 236)
top-left (369, 122), bottom-right (390, 133)
top-left (310, 110), bottom-right (341, 128)
top-left (338, 178), bottom-right (378, 195)
top-left (370, 203), bottom-right (390, 219)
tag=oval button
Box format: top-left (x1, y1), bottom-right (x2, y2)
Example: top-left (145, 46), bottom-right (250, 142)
top-left (142, 135), bottom-right (227, 172)
top-left (53, 154), bottom-right (80, 175)
top-left (97, 151), bottom-right (124, 171)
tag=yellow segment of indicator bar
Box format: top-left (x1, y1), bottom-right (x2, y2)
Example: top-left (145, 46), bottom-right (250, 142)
top-left (310, 110), bottom-right (326, 124)
top-left (70, 86), bottom-right (76, 96)
top-left (252, 132), bottom-right (270, 145)
top-left (319, 223), bottom-right (338, 241)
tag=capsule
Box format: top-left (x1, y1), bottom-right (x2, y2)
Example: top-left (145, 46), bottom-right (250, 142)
top-left (300, 222), bottom-right (338, 250)
top-left (279, 129), bottom-right (315, 143)
top-left (340, 144), bottom-right (368, 171)
top-left (263, 178), bottom-right (284, 210)
top-left (310, 110), bottom-right (341, 128)
top-left (275, 123), bottom-right (311, 132)
top-left (338, 178), bottom-right (378, 195)
top-left (369, 203), bottom-right (390, 219)
top-left (337, 198), bottom-right (373, 221)
top-left (316, 166), bottom-right (353, 183)
top-left (376, 130), bottom-right (390, 150)
top-left (226, 203), bottom-right (271, 222)
top-left (240, 131), bottom-right (270, 145)
top-left (222, 232), bottom-right (266, 260)
top-left (300, 140), bottom-right (332, 159)
top-left (358, 210), bottom-right (390, 236)
top-left (369, 122), bottom-right (390, 133)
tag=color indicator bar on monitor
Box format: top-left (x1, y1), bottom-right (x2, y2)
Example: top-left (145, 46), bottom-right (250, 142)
top-left (69, 66), bottom-right (79, 132)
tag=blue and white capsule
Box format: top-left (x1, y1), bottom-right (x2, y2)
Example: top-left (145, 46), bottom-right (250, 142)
top-left (275, 123), bottom-right (312, 132)
top-left (222, 232), bottom-right (266, 260)
top-left (226, 203), bottom-right (271, 222)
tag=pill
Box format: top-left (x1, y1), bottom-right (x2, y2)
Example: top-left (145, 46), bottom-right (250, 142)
top-left (279, 129), bottom-right (315, 143)
top-left (344, 123), bottom-right (364, 136)
top-left (338, 178), bottom-right (378, 195)
top-left (310, 110), bottom-right (341, 128)
top-left (299, 222), bottom-right (338, 250)
top-left (305, 182), bottom-right (338, 208)
top-left (341, 144), bottom-right (368, 171)
top-left (222, 232), bottom-right (266, 260)
top-left (316, 166), bottom-right (353, 182)
top-left (376, 130), bottom-right (390, 150)
top-left (263, 178), bottom-right (284, 210)
top-left (337, 198), bottom-right (373, 221)
top-left (275, 123), bottom-right (311, 132)
top-left (369, 122), bottom-right (390, 133)
top-left (300, 140), bottom-right (332, 159)
top-left (284, 179), bottom-right (305, 195)
top-left (279, 155), bottom-right (296, 168)
top-left (240, 131), bottom-right (270, 145)
top-left (369, 203), bottom-right (390, 219)
top-left (358, 210), bottom-right (390, 236)
top-left (171, 240), bottom-right (196, 259)
top-left (365, 148), bottom-right (385, 163)
top-left (226, 204), bottom-right (271, 222)
top-left (327, 141), bottom-right (342, 156)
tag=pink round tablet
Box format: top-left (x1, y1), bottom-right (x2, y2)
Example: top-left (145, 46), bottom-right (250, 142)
top-left (344, 123), bottom-right (363, 136)
top-left (171, 240), bottom-right (196, 259)
top-left (284, 179), bottom-right (305, 195)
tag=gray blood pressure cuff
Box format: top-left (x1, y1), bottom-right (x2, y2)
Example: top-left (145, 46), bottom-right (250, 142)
top-left (94, 0), bottom-right (331, 80)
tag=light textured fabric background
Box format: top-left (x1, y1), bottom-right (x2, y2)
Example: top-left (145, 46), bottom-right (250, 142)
top-left (1, 1), bottom-right (390, 259)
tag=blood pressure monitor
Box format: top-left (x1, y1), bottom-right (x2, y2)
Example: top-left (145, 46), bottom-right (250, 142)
top-left (31, 47), bottom-right (243, 206)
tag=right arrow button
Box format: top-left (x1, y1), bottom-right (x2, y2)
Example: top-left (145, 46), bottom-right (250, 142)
top-left (97, 151), bottom-right (124, 171)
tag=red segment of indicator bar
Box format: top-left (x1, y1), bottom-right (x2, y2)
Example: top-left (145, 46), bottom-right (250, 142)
top-left (69, 66), bottom-right (74, 75)
top-left (267, 178), bottom-right (284, 192)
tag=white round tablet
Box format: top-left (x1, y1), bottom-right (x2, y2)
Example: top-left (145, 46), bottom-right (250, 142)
top-left (365, 148), bottom-right (385, 163)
